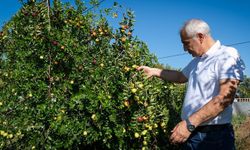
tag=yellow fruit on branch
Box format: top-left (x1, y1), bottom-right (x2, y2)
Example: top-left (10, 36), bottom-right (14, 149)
top-left (127, 31), bottom-right (132, 36)
top-left (121, 25), bottom-right (129, 30)
top-left (83, 131), bottom-right (88, 136)
top-left (28, 93), bottom-right (33, 98)
top-left (113, 13), bottom-right (118, 18)
top-left (124, 66), bottom-right (130, 72)
top-left (132, 64), bottom-right (138, 69)
top-left (134, 132), bottom-right (140, 138)
top-left (131, 88), bottom-right (137, 93)
top-left (95, 38), bottom-right (99, 42)
top-left (121, 37), bottom-right (126, 42)
top-left (91, 31), bottom-right (97, 37)
top-left (141, 130), bottom-right (147, 135)
top-left (142, 116), bottom-right (148, 121)
top-left (138, 83), bottom-right (144, 89)
top-left (60, 46), bottom-right (65, 50)
top-left (91, 114), bottom-right (97, 121)
top-left (124, 100), bottom-right (130, 107)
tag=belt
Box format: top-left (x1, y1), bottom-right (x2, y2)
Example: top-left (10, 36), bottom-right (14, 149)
top-left (195, 123), bottom-right (231, 133)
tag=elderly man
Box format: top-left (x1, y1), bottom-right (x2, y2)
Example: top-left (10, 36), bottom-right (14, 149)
top-left (138, 19), bottom-right (245, 150)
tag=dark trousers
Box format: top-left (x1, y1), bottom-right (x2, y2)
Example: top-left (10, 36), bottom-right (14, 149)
top-left (183, 124), bottom-right (235, 150)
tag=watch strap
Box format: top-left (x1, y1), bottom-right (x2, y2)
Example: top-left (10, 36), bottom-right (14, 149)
top-left (186, 117), bottom-right (192, 126)
top-left (185, 117), bottom-right (196, 132)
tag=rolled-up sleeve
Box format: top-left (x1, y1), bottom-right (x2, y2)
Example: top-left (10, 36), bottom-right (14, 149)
top-left (218, 56), bottom-right (245, 81)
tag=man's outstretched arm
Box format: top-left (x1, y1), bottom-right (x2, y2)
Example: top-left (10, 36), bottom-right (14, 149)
top-left (137, 66), bottom-right (188, 83)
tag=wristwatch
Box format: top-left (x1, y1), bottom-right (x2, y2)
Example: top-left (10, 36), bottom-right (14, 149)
top-left (185, 118), bottom-right (196, 132)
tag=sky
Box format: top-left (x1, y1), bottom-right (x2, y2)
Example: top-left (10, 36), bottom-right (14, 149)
top-left (1, 0), bottom-right (250, 76)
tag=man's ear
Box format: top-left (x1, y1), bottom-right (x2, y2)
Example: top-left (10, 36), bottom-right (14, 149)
top-left (196, 33), bottom-right (205, 43)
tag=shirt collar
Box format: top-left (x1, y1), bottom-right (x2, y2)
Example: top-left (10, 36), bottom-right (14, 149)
top-left (201, 40), bottom-right (221, 58)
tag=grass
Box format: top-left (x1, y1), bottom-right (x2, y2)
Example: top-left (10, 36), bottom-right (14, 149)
top-left (232, 114), bottom-right (247, 129)
top-left (232, 114), bottom-right (248, 150)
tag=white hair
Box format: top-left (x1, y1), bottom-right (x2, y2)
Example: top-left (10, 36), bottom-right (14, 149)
top-left (181, 19), bottom-right (211, 38)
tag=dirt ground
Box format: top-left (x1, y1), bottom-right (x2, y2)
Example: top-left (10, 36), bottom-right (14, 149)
top-left (235, 117), bottom-right (250, 150)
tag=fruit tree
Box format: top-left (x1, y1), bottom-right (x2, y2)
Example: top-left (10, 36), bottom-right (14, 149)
top-left (0, 0), bottom-right (185, 149)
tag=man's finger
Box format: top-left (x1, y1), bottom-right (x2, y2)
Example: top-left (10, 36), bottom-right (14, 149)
top-left (137, 66), bottom-right (145, 71)
top-left (170, 135), bottom-right (179, 144)
top-left (171, 126), bottom-right (177, 133)
top-left (170, 131), bottom-right (177, 143)
top-left (171, 135), bottom-right (185, 144)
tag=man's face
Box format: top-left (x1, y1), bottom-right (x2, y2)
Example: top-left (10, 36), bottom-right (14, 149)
top-left (180, 30), bottom-right (202, 57)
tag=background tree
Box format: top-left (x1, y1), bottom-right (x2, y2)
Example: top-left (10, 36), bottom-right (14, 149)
top-left (238, 75), bottom-right (250, 98)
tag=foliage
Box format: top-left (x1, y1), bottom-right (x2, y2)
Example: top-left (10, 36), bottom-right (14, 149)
top-left (0, 0), bottom-right (185, 149)
top-left (238, 75), bottom-right (250, 98)
top-left (232, 114), bottom-right (247, 130)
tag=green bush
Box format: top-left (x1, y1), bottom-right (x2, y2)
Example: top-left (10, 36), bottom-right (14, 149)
top-left (0, 0), bottom-right (185, 149)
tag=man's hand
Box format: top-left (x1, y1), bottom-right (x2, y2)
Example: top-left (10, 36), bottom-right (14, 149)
top-left (137, 66), bottom-right (154, 78)
top-left (170, 120), bottom-right (191, 144)
top-left (137, 66), bottom-right (158, 78)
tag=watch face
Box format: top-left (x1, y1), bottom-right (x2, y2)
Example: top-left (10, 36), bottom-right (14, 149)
top-left (188, 125), bottom-right (195, 132)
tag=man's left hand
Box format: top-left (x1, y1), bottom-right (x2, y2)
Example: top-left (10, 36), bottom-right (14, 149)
top-left (170, 120), bottom-right (191, 144)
